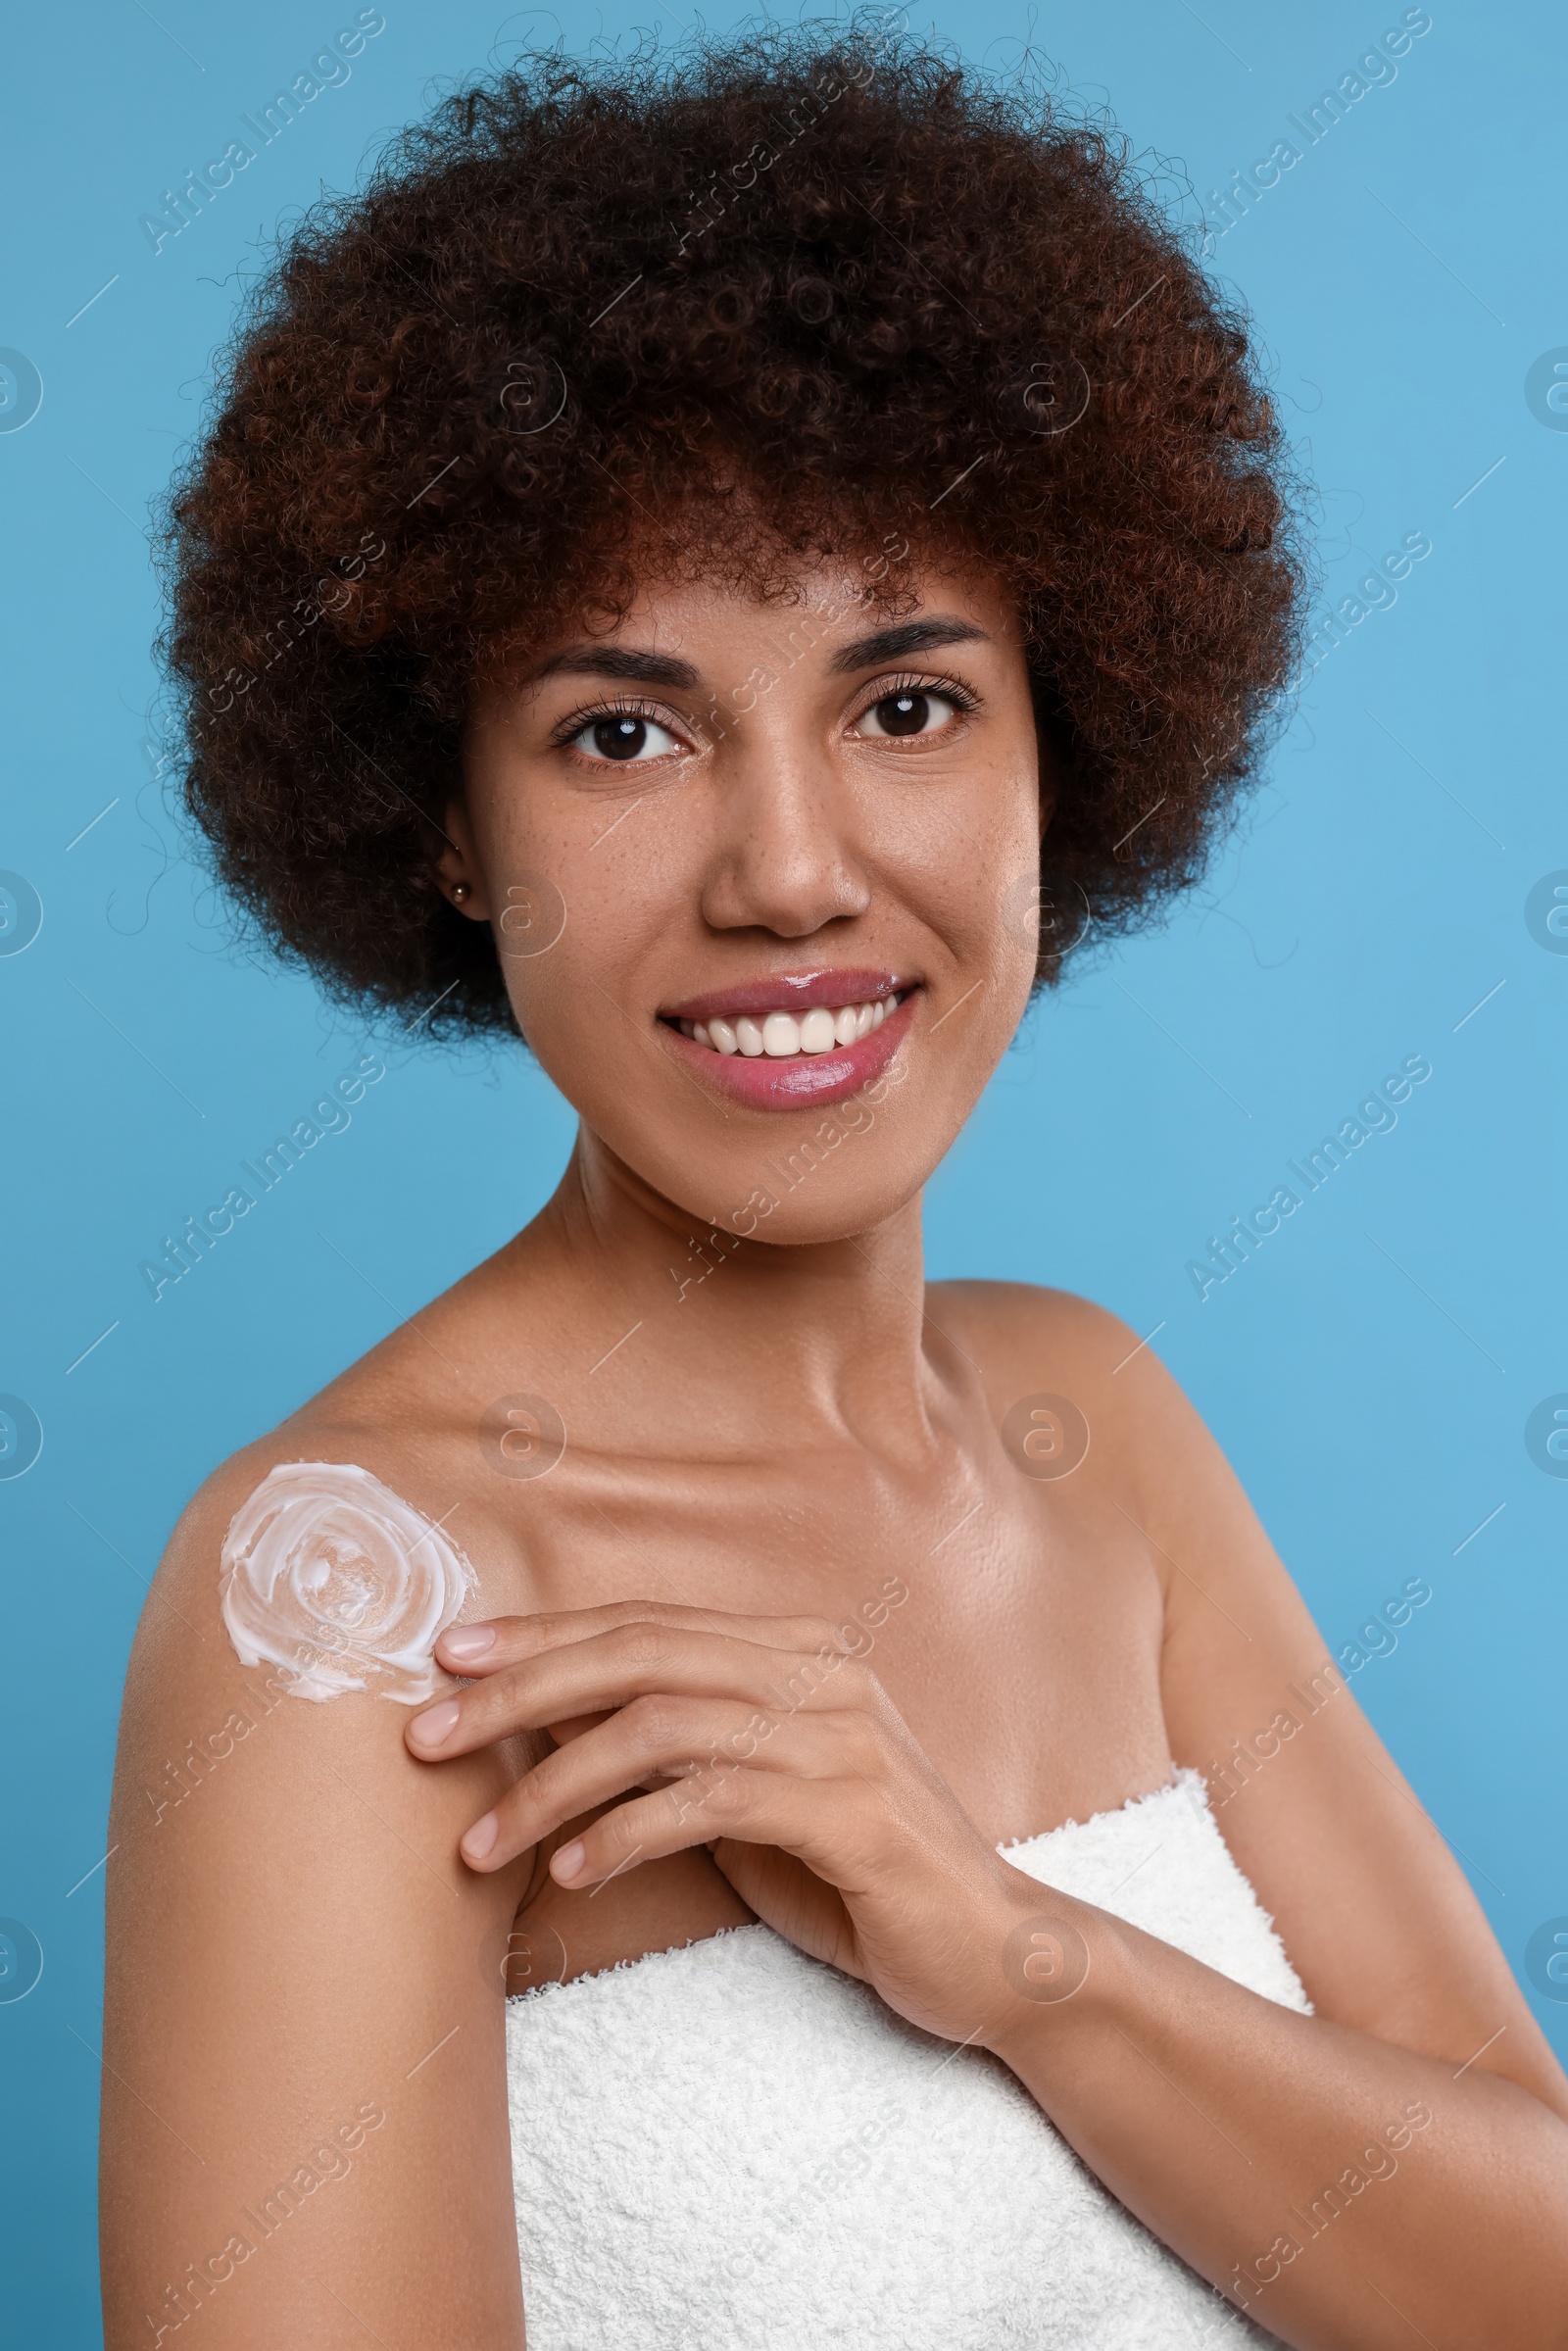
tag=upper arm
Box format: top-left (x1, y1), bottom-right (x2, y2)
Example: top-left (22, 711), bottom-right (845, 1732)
top-left (1108, 1334), bottom-right (1568, 2122)
top-left (100, 1453), bottom-right (534, 2349)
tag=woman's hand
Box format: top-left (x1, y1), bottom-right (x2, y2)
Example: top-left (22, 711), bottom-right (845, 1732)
top-left (405, 1599), bottom-right (1045, 2046)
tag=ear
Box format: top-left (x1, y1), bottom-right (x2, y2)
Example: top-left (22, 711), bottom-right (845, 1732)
top-left (433, 797), bottom-right (491, 920)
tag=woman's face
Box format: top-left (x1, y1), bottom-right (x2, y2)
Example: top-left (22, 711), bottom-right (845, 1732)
top-left (454, 548), bottom-right (1047, 1242)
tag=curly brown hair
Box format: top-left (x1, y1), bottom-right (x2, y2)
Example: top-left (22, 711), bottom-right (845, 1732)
top-left (161, 20), bottom-right (1305, 1036)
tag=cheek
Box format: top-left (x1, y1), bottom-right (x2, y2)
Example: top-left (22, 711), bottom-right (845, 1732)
top-left (494, 820), bottom-right (700, 1098)
top-left (905, 757), bottom-right (1045, 1002)
top-left (477, 782), bottom-right (687, 1040)
top-left (499, 908), bottom-right (642, 1068)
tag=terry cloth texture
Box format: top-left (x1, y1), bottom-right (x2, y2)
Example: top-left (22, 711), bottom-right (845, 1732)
top-left (506, 1769), bottom-right (1303, 2349)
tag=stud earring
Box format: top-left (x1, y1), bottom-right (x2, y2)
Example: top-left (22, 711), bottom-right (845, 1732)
top-left (452, 881), bottom-right (471, 905)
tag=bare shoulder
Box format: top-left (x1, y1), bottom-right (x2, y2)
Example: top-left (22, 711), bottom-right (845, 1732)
top-left (935, 1281), bottom-right (1568, 2115)
top-left (930, 1275), bottom-right (1216, 1563)
top-left (931, 1277), bottom-right (1568, 2111)
top-left (929, 1275), bottom-right (1138, 1368)
top-left (120, 1219), bottom-right (556, 1803)
top-left (929, 1276), bottom-right (1185, 1478)
top-left (930, 1276), bottom-right (1300, 1537)
top-left (102, 1413), bottom-right (536, 2347)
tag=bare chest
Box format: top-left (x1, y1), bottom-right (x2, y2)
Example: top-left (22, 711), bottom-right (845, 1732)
top-left (485, 1442), bottom-right (1171, 1986)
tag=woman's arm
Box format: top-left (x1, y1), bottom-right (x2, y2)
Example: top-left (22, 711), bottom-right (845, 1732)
top-left (100, 1449), bottom-right (535, 2351)
top-left (1004, 1318), bottom-right (1568, 2346)
top-left (985, 1892), bottom-right (1568, 2346)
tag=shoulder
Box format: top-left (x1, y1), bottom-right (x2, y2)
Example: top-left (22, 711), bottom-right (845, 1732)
top-left (114, 1409), bottom-right (532, 1938)
top-left (154, 1218), bottom-right (546, 1616)
top-left (928, 1314), bottom-right (1567, 2114)
top-left (930, 1277), bottom-right (1142, 1368)
top-left (131, 1214), bottom-right (558, 1745)
top-left (131, 1423), bottom-right (459, 1722)
top-left (929, 1277), bottom-right (1200, 1502)
top-left (102, 1418), bottom-right (536, 2336)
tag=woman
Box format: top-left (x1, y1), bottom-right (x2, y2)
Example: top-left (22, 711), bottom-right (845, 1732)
top-left (102, 30), bottom-right (1568, 2350)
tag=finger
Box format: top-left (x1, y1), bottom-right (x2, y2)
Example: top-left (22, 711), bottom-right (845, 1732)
top-left (435, 1597), bottom-right (868, 1678)
top-left (542, 1710), bottom-right (613, 1746)
top-left (463, 1698), bottom-right (868, 1869)
top-left (464, 1749), bottom-right (869, 1882)
top-left (410, 1619), bottom-right (879, 1763)
top-left (545, 1768), bottom-right (875, 1890)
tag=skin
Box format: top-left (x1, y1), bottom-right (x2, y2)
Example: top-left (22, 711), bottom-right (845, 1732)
top-left (101, 552), bottom-right (1568, 2351)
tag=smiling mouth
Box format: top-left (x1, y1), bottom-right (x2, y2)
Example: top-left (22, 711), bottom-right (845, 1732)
top-left (656, 972), bottom-right (916, 1108)
top-left (667, 990), bottom-right (906, 1058)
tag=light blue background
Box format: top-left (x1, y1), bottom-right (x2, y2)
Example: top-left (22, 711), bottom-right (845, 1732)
top-left (2, 2), bottom-right (1563, 2338)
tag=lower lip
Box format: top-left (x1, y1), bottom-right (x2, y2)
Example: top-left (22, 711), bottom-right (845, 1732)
top-left (662, 994), bottom-right (916, 1109)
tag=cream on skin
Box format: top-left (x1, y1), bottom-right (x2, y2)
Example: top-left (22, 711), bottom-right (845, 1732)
top-left (220, 1460), bottom-right (475, 1702)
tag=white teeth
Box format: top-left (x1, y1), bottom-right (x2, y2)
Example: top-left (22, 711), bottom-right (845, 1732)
top-left (680, 993), bottom-right (903, 1058)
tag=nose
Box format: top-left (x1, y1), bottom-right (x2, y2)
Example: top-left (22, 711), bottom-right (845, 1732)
top-left (697, 719), bottom-right (872, 940)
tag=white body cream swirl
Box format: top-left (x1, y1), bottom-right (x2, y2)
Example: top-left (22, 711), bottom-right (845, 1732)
top-left (220, 1460), bottom-right (476, 1703)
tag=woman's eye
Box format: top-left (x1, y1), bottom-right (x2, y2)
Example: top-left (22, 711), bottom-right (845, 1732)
top-left (568, 713), bottom-right (682, 763)
top-left (855, 690), bottom-right (959, 740)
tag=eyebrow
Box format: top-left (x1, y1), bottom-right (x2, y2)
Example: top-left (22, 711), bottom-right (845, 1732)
top-left (530, 643), bottom-right (701, 690)
top-left (529, 614), bottom-right (993, 694)
top-left (827, 616), bottom-right (992, 675)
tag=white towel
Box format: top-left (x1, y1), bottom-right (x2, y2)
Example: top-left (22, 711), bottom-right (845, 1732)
top-left (507, 1771), bottom-right (1300, 2348)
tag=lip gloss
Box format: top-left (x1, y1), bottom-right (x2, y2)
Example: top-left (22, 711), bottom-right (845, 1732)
top-left (662, 992), bottom-right (915, 1109)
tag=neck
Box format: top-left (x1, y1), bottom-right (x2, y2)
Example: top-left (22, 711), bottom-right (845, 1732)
top-left (525, 1124), bottom-right (943, 1445)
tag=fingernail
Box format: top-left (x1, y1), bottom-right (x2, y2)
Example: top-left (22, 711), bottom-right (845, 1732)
top-left (551, 1838), bottom-right (586, 1884)
top-left (411, 1697), bottom-right (462, 1747)
top-left (442, 1623), bottom-right (497, 1661)
top-left (463, 1812), bottom-right (499, 1862)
